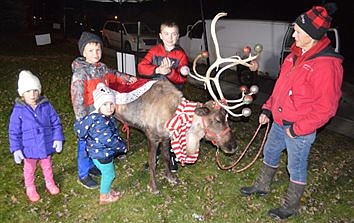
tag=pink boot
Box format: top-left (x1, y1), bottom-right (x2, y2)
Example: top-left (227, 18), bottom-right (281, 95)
top-left (26, 186), bottom-right (41, 202)
top-left (40, 157), bottom-right (60, 195)
top-left (24, 159), bottom-right (41, 202)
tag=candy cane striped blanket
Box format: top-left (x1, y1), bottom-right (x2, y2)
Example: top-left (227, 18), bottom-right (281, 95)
top-left (165, 98), bottom-right (199, 166)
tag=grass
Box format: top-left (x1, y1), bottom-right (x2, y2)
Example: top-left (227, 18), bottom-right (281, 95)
top-left (0, 33), bottom-right (353, 223)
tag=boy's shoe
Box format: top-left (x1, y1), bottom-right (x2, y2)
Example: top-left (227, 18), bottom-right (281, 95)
top-left (116, 154), bottom-right (126, 160)
top-left (169, 155), bottom-right (178, 173)
top-left (89, 166), bottom-right (101, 177)
top-left (46, 183), bottom-right (60, 195)
top-left (77, 175), bottom-right (98, 189)
top-left (26, 187), bottom-right (41, 202)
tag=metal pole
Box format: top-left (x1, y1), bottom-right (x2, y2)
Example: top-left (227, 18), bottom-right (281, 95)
top-left (199, 0), bottom-right (210, 66)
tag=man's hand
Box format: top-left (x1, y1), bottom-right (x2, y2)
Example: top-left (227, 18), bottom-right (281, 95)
top-left (259, 113), bottom-right (270, 125)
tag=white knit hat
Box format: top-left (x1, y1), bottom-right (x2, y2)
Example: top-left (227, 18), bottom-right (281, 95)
top-left (17, 70), bottom-right (42, 96)
top-left (93, 83), bottom-right (116, 110)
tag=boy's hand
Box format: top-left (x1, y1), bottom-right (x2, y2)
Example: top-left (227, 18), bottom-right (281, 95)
top-left (249, 60), bottom-right (259, 71)
top-left (156, 57), bottom-right (175, 75)
top-left (127, 76), bottom-right (137, 85)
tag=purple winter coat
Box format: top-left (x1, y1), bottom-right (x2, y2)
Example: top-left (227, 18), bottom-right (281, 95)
top-left (8, 96), bottom-right (65, 159)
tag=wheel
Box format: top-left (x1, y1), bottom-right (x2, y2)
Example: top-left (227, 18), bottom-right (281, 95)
top-left (124, 42), bottom-right (132, 52)
top-left (102, 37), bottom-right (109, 48)
top-left (238, 68), bottom-right (256, 86)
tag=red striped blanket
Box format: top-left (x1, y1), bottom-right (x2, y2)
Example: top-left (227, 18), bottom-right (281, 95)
top-left (165, 99), bottom-right (199, 166)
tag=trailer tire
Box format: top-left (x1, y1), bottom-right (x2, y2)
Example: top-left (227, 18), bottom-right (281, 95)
top-left (238, 68), bottom-right (256, 86)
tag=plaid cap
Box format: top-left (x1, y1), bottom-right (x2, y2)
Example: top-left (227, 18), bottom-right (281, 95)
top-left (295, 6), bottom-right (332, 40)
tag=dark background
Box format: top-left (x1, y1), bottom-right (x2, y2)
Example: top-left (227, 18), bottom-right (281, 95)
top-left (1, 0), bottom-right (353, 82)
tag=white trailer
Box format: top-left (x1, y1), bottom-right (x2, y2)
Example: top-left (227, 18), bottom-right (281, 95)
top-left (179, 16), bottom-right (339, 83)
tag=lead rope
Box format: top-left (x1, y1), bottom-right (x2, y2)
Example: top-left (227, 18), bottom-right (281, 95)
top-left (215, 122), bottom-right (270, 172)
top-left (115, 106), bottom-right (130, 151)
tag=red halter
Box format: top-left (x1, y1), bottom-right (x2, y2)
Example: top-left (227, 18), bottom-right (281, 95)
top-left (201, 117), bottom-right (231, 146)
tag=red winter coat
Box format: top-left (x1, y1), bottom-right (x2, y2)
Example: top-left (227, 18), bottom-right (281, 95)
top-left (138, 43), bottom-right (188, 86)
top-left (262, 37), bottom-right (343, 136)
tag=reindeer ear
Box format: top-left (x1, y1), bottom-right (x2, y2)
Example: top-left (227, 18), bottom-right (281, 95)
top-left (195, 106), bottom-right (210, 116)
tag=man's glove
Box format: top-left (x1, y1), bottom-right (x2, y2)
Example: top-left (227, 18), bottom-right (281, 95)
top-left (53, 141), bottom-right (63, 153)
top-left (13, 150), bottom-right (24, 164)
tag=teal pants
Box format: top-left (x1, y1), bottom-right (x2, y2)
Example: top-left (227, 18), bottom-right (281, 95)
top-left (92, 159), bottom-right (116, 194)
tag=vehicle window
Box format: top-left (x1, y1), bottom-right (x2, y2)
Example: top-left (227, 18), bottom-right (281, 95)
top-left (124, 23), bottom-right (153, 35)
top-left (326, 31), bottom-right (337, 50)
top-left (188, 22), bottom-right (203, 39)
top-left (105, 22), bottom-right (114, 31)
top-left (284, 25), bottom-right (294, 49)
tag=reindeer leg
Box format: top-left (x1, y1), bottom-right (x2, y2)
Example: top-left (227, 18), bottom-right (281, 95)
top-left (146, 133), bottom-right (160, 194)
top-left (161, 139), bottom-right (180, 185)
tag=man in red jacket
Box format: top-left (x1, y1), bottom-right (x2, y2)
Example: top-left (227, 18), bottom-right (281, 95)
top-left (240, 6), bottom-right (343, 220)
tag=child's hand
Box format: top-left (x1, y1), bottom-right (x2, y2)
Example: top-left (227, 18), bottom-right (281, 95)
top-left (249, 60), bottom-right (259, 71)
top-left (180, 66), bottom-right (190, 76)
top-left (53, 141), bottom-right (63, 153)
top-left (161, 57), bottom-right (174, 68)
top-left (127, 76), bottom-right (137, 85)
top-left (13, 150), bottom-right (24, 164)
top-left (157, 57), bottom-right (175, 75)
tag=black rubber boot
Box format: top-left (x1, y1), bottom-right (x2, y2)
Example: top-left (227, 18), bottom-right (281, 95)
top-left (268, 182), bottom-right (305, 220)
top-left (168, 149), bottom-right (178, 172)
top-left (240, 164), bottom-right (277, 196)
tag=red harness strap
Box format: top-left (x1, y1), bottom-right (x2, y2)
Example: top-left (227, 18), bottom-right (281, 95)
top-left (201, 117), bottom-right (231, 146)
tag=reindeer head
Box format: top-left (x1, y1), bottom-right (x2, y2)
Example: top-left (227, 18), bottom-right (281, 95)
top-left (197, 101), bottom-right (236, 154)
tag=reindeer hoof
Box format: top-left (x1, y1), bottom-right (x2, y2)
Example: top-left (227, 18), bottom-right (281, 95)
top-left (164, 174), bottom-right (180, 185)
top-left (147, 185), bottom-right (160, 195)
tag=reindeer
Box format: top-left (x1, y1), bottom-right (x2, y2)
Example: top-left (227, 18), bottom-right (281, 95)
top-left (115, 12), bottom-right (262, 194)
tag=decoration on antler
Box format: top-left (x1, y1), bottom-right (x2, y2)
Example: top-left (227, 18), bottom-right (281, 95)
top-left (188, 12), bottom-right (263, 117)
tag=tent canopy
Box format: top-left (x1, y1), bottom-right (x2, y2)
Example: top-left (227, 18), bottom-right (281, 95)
top-left (86, 0), bottom-right (152, 2)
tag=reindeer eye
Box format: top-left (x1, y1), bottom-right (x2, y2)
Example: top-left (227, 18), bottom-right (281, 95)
top-left (215, 116), bottom-right (223, 123)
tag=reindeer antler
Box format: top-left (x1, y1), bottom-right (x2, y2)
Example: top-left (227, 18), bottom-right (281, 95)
top-left (188, 12), bottom-right (263, 117)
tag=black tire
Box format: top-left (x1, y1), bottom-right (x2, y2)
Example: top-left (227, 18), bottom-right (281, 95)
top-left (103, 37), bottom-right (109, 48)
top-left (238, 68), bottom-right (256, 86)
top-left (124, 42), bottom-right (132, 52)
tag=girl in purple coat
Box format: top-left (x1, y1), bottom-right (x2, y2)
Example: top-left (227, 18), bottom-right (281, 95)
top-left (8, 70), bottom-right (65, 202)
top-left (74, 83), bottom-right (126, 204)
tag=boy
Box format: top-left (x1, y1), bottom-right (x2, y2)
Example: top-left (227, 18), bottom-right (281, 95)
top-left (138, 20), bottom-right (189, 172)
top-left (71, 31), bottom-right (136, 189)
top-left (138, 20), bottom-right (189, 91)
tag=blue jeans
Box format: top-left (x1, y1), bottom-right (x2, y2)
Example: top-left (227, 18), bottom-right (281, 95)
top-left (263, 122), bottom-right (316, 184)
top-left (92, 159), bottom-right (116, 194)
top-left (77, 140), bottom-right (95, 179)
